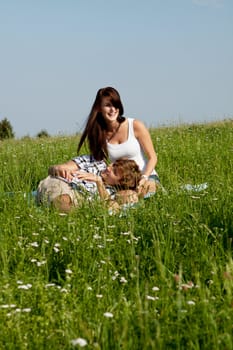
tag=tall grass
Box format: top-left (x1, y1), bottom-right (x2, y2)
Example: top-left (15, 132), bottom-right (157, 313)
top-left (0, 120), bottom-right (232, 349)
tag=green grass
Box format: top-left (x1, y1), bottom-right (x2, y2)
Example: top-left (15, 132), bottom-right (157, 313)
top-left (0, 120), bottom-right (232, 349)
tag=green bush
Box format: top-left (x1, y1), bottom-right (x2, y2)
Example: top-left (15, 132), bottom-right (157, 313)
top-left (36, 129), bottom-right (50, 138)
top-left (0, 118), bottom-right (15, 140)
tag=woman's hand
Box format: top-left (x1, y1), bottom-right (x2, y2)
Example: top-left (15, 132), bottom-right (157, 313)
top-left (137, 177), bottom-right (149, 196)
top-left (137, 177), bottom-right (157, 197)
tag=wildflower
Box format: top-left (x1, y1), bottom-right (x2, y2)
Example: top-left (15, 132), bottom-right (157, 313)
top-left (22, 308), bottom-right (31, 312)
top-left (187, 300), bottom-right (195, 305)
top-left (0, 304), bottom-right (16, 309)
top-left (70, 338), bottom-right (87, 347)
top-left (18, 284), bottom-right (32, 290)
top-left (53, 246), bottom-right (60, 253)
top-left (62, 236), bottom-right (68, 241)
top-left (45, 283), bottom-right (56, 288)
top-left (36, 260), bottom-right (46, 267)
top-left (29, 242), bottom-right (39, 248)
top-left (206, 279), bottom-right (214, 285)
top-left (65, 269), bottom-right (73, 274)
top-left (120, 277), bottom-right (127, 284)
top-left (96, 294), bottom-right (103, 298)
top-left (152, 286), bottom-right (160, 291)
top-left (121, 231), bottom-right (131, 236)
top-left (146, 295), bottom-right (159, 301)
top-left (104, 312), bottom-right (113, 318)
top-left (112, 271), bottom-right (119, 280)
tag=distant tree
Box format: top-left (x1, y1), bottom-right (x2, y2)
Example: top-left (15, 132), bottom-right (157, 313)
top-left (0, 118), bottom-right (15, 140)
top-left (21, 135), bottom-right (31, 141)
top-left (36, 129), bottom-right (50, 138)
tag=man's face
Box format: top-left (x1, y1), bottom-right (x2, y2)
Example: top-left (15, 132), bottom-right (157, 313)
top-left (101, 163), bottom-right (121, 186)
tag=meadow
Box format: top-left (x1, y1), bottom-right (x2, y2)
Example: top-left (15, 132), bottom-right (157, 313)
top-left (0, 119), bottom-right (232, 349)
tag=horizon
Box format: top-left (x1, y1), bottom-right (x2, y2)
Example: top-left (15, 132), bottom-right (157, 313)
top-left (1, 0), bottom-right (232, 137)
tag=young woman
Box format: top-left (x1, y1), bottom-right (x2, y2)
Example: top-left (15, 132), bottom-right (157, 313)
top-left (77, 87), bottom-right (159, 197)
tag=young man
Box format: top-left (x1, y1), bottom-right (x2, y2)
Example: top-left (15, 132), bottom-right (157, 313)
top-left (36, 155), bottom-right (141, 212)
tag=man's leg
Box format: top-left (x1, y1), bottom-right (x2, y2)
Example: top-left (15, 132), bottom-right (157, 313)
top-left (36, 176), bottom-right (82, 212)
top-left (52, 194), bottom-right (73, 213)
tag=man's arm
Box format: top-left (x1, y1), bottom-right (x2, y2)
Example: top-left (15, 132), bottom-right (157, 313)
top-left (76, 171), bottom-right (139, 207)
top-left (48, 160), bottom-right (79, 182)
top-left (75, 171), bottom-right (110, 200)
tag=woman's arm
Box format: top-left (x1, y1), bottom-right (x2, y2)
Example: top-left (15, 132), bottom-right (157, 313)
top-left (133, 119), bottom-right (158, 177)
top-left (133, 119), bottom-right (158, 195)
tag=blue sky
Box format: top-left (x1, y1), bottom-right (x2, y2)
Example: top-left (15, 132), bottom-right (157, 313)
top-left (0, 0), bottom-right (232, 137)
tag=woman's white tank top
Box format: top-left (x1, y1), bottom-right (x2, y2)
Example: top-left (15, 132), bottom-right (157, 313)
top-left (107, 118), bottom-right (156, 175)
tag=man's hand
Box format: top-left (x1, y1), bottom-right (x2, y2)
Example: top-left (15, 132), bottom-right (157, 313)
top-left (49, 165), bottom-right (75, 182)
top-left (75, 171), bottom-right (102, 183)
top-left (48, 160), bottom-right (79, 182)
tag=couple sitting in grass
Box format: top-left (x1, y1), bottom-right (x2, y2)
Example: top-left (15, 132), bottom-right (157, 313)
top-left (36, 155), bottom-right (158, 213)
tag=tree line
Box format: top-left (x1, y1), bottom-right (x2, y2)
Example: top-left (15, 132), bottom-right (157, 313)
top-left (0, 118), bottom-right (50, 140)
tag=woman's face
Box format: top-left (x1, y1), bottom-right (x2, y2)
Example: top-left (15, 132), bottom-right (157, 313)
top-left (100, 97), bottom-right (119, 123)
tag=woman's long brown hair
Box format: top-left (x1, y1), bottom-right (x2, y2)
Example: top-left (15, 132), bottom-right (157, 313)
top-left (77, 87), bottom-right (125, 160)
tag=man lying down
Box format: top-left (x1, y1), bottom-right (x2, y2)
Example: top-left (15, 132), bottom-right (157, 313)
top-left (36, 155), bottom-right (142, 213)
